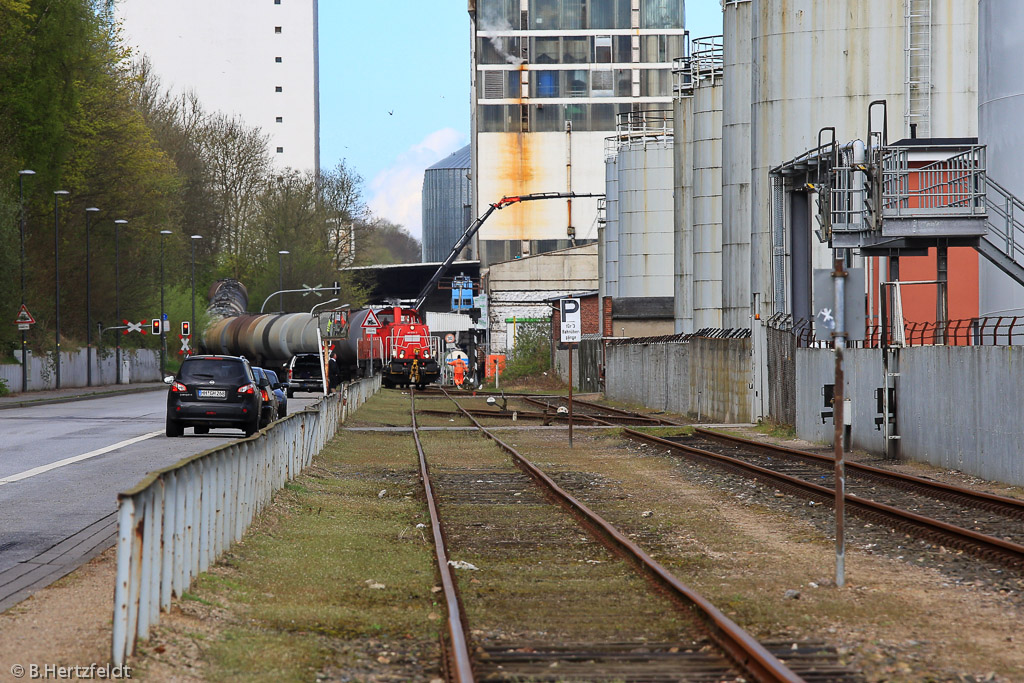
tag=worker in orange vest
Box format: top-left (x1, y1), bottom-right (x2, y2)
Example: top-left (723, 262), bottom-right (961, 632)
top-left (449, 356), bottom-right (466, 388)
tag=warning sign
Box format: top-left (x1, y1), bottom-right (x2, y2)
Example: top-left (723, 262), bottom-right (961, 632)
top-left (13, 304), bottom-right (35, 326)
top-left (361, 309), bottom-right (381, 330)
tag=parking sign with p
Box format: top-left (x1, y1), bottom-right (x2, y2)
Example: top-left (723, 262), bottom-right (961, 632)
top-left (559, 298), bottom-right (581, 343)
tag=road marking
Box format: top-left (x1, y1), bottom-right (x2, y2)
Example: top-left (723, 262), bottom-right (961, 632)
top-left (0, 431), bottom-right (163, 486)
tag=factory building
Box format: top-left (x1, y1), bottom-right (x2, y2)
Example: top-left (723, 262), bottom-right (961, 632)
top-left (114, 0), bottom-right (320, 173)
top-left (421, 145), bottom-right (473, 263)
top-left (468, 0), bottom-right (686, 266)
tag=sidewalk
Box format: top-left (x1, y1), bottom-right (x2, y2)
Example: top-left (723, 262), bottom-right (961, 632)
top-left (0, 382), bottom-right (166, 410)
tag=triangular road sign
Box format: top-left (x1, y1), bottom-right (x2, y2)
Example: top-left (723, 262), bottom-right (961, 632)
top-left (361, 309), bottom-right (381, 330)
top-left (14, 304), bottom-right (35, 325)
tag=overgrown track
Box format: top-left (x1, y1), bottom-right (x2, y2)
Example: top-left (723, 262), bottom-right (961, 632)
top-left (522, 395), bottom-right (682, 426)
top-left (624, 429), bottom-right (1024, 570)
top-left (412, 388), bottom-right (864, 682)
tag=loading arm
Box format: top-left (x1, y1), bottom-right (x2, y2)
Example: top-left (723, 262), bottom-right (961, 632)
top-left (413, 191), bottom-right (604, 311)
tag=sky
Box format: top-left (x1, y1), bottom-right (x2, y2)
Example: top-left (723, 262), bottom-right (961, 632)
top-left (318, 1), bottom-right (724, 242)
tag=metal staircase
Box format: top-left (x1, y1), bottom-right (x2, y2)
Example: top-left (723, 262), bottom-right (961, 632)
top-left (978, 176), bottom-right (1024, 287)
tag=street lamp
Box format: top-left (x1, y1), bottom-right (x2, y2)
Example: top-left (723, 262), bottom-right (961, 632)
top-left (53, 190), bottom-right (69, 389)
top-left (310, 298), bottom-right (339, 314)
top-left (190, 235), bottom-right (202, 355)
top-left (159, 229), bottom-right (173, 375)
top-left (277, 250), bottom-right (289, 312)
top-left (17, 169), bottom-right (35, 392)
top-left (113, 219), bottom-right (128, 384)
top-left (85, 207), bottom-right (100, 386)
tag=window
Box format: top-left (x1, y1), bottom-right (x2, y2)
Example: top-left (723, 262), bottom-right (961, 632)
top-left (534, 71), bottom-right (559, 97)
top-left (275, 56), bottom-right (282, 63)
top-left (482, 70), bottom-right (504, 99)
top-left (276, 147), bottom-right (284, 153)
top-left (591, 69), bottom-right (613, 96)
top-left (274, 0), bottom-right (281, 4)
top-left (274, 26), bottom-right (282, 33)
top-left (642, 0), bottom-right (683, 29)
top-left (595, 36), bottom-right (612, 64)
top-left (275, 116), bottom-right (283, 123)
top-left (275, 86), bottom-right (283, 92)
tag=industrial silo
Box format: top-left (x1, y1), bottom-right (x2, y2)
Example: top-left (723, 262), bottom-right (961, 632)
top-left (690, 36), bottom-right (724, 330)
top-left (615, 111), bottom-right (675, 325)
top-left (979, 0), bottom-right (1024, 316)
top-left (673, 57), bottom-right (695, 334)
top-left (421, 144), bottom-right (472, 262)
top-left (721, 0), bottom-right (752, 329)
top-left (603, 147), bottom-right (620, 301)
top-left (746, 0), bottom-right (977, 320)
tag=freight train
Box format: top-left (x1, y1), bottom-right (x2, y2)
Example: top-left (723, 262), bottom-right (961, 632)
top-left (200, 280), bottom-right (440, 389)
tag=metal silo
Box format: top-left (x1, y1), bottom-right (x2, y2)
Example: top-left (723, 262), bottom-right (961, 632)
top-left (603, 146), bottom-right (620, 300)
top-left (690, 36), bottom-right (724, 330)
top-left (421, 144), bottom-right (472, 262)
top-left (746, 0), bottom-right (976, 320)
top-left (615, 111), bottom-right (675, 300)
top-left (979, 0), bottom-right (1024, 316)
top-left (721, 0), bottom-right (752, 329)
top-left (673, 57), bottom-right (695, 334)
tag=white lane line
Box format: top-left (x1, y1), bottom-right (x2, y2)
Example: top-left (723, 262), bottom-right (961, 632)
top-left (0, 431), bottom-right (164, 486)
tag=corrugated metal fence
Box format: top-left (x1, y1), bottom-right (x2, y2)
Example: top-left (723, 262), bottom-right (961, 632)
top-left (111, 375), bottom-right (380, 665)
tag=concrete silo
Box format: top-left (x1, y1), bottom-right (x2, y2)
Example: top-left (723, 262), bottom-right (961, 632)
top-left (421, 145), bottom-right (472, 263)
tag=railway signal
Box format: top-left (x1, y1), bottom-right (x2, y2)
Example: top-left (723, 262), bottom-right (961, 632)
top-left (179, 334), bottom-right (191, 355)
top-left (181, 321), bottom-right (190, 336)
top-left (151, 318), bottom-right (162, 335)
top-left (124, 320), bottom-right (146, 335)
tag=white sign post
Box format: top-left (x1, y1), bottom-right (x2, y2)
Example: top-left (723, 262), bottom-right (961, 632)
top-left (559, 298), bottom-right (581, 448)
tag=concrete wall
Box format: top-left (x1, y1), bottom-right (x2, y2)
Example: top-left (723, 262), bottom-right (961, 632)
top-left (0, 348), bottom-right (161, 394)
top-left (605, 338), bottom-right (751, 423)
top-left (797, 346), bottom-right (1024, 486)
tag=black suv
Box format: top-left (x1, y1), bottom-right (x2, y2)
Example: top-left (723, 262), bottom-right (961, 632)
top-left (165, 355), bottom-right (263, 437)
top-left (287, 353), bottom-right (323, 397)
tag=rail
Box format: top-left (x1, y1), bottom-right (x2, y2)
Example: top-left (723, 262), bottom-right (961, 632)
top-left (111, 375), bottom-right (381, 665)
top-left (880, 145), bottom-right (987, 217)
top-left (441, 389), bottom-right (803, 683)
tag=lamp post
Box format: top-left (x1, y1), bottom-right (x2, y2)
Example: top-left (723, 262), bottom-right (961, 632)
top-left (53, 190), bottom-right (69, 389)
top-left (114, 219), bottom-right (128, 384)
top-left (85, 207), bottom-right (100, 386)
top-left (277, 250), bottom-right (289, 312)
top-left (190, 235), bottom-right (202, 355)
top-left (159, 229), bottom-right (173, 375)
top-left (18, 169), bottom-right (35, 392)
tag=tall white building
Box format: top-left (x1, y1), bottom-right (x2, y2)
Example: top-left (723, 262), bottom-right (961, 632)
top-left (115, 0), bottom-right (320, 172)
top-left (470, 0), bottom-right (686, 265)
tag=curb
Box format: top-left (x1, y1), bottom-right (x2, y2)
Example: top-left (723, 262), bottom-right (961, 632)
top-left (0, 385), bottom-right (165, 411)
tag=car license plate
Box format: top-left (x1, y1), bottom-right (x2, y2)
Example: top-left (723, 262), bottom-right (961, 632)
top-left (198, 389), bottom-right (226, 398)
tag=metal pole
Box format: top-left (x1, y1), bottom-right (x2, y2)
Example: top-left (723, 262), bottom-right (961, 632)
top-left (18, 170), bottom-right (34, 393)
top-left (832, 249), bottom-right (847, 589)
top-left (568, 343), bottom-right (574, 449)
top-left (53, 191), bottom-right (69, 389)
top-left (85, 208), bottom-right (99, 386)
top-left (278, 250), bottom-right (289, 312)
top-left (159, 230), bottom-right (172, 375)
top-left (936, 242), bottom-right (948, 345)
top-left (114, 220), bottom-right (127, 385)
top-left (191, 235), bottom-right (201, 354)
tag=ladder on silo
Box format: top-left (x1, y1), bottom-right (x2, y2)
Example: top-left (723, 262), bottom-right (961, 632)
top-left (904, 0), bottom-right (932, 138)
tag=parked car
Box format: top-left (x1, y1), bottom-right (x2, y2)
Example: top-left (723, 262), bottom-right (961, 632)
top-left (264, 369), bottom-right (288, 418)
top-left (252, 367), bottom-right (280, 428)
top-left (287, 353), bottom-right (324, 397)
top-left (165, 355), bottom-right (262, 437)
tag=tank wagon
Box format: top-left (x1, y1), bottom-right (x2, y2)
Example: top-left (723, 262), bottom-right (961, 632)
top-left (200, 280), bottom-right (441, 389)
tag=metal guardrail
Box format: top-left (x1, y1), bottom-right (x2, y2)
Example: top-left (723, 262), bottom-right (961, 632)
top-left (111, 375), bottom-right (381, 665)
top-left (880, 145), bottom-right (987, 217)
top-left (777, 314), bottom-right (1024, 348)
top-left (982, 175), bottom-right (1024, 268)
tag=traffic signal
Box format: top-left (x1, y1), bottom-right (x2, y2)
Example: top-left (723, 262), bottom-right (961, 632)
top-left (181, 321), bottom-right (190, 336)
top-left (151, 318), bottom-right (162, 335)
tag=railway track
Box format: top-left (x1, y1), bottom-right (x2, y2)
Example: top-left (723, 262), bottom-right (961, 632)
top-left (522, 395), bottom-right (681, 426)
top-left (623, 428), bottom-right (1024, 570)
top-left (411, 388), bottom-right (863, 682)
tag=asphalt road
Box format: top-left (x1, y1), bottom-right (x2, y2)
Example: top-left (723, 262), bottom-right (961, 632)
top-left (0, 389), bottom-right (321, 576)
